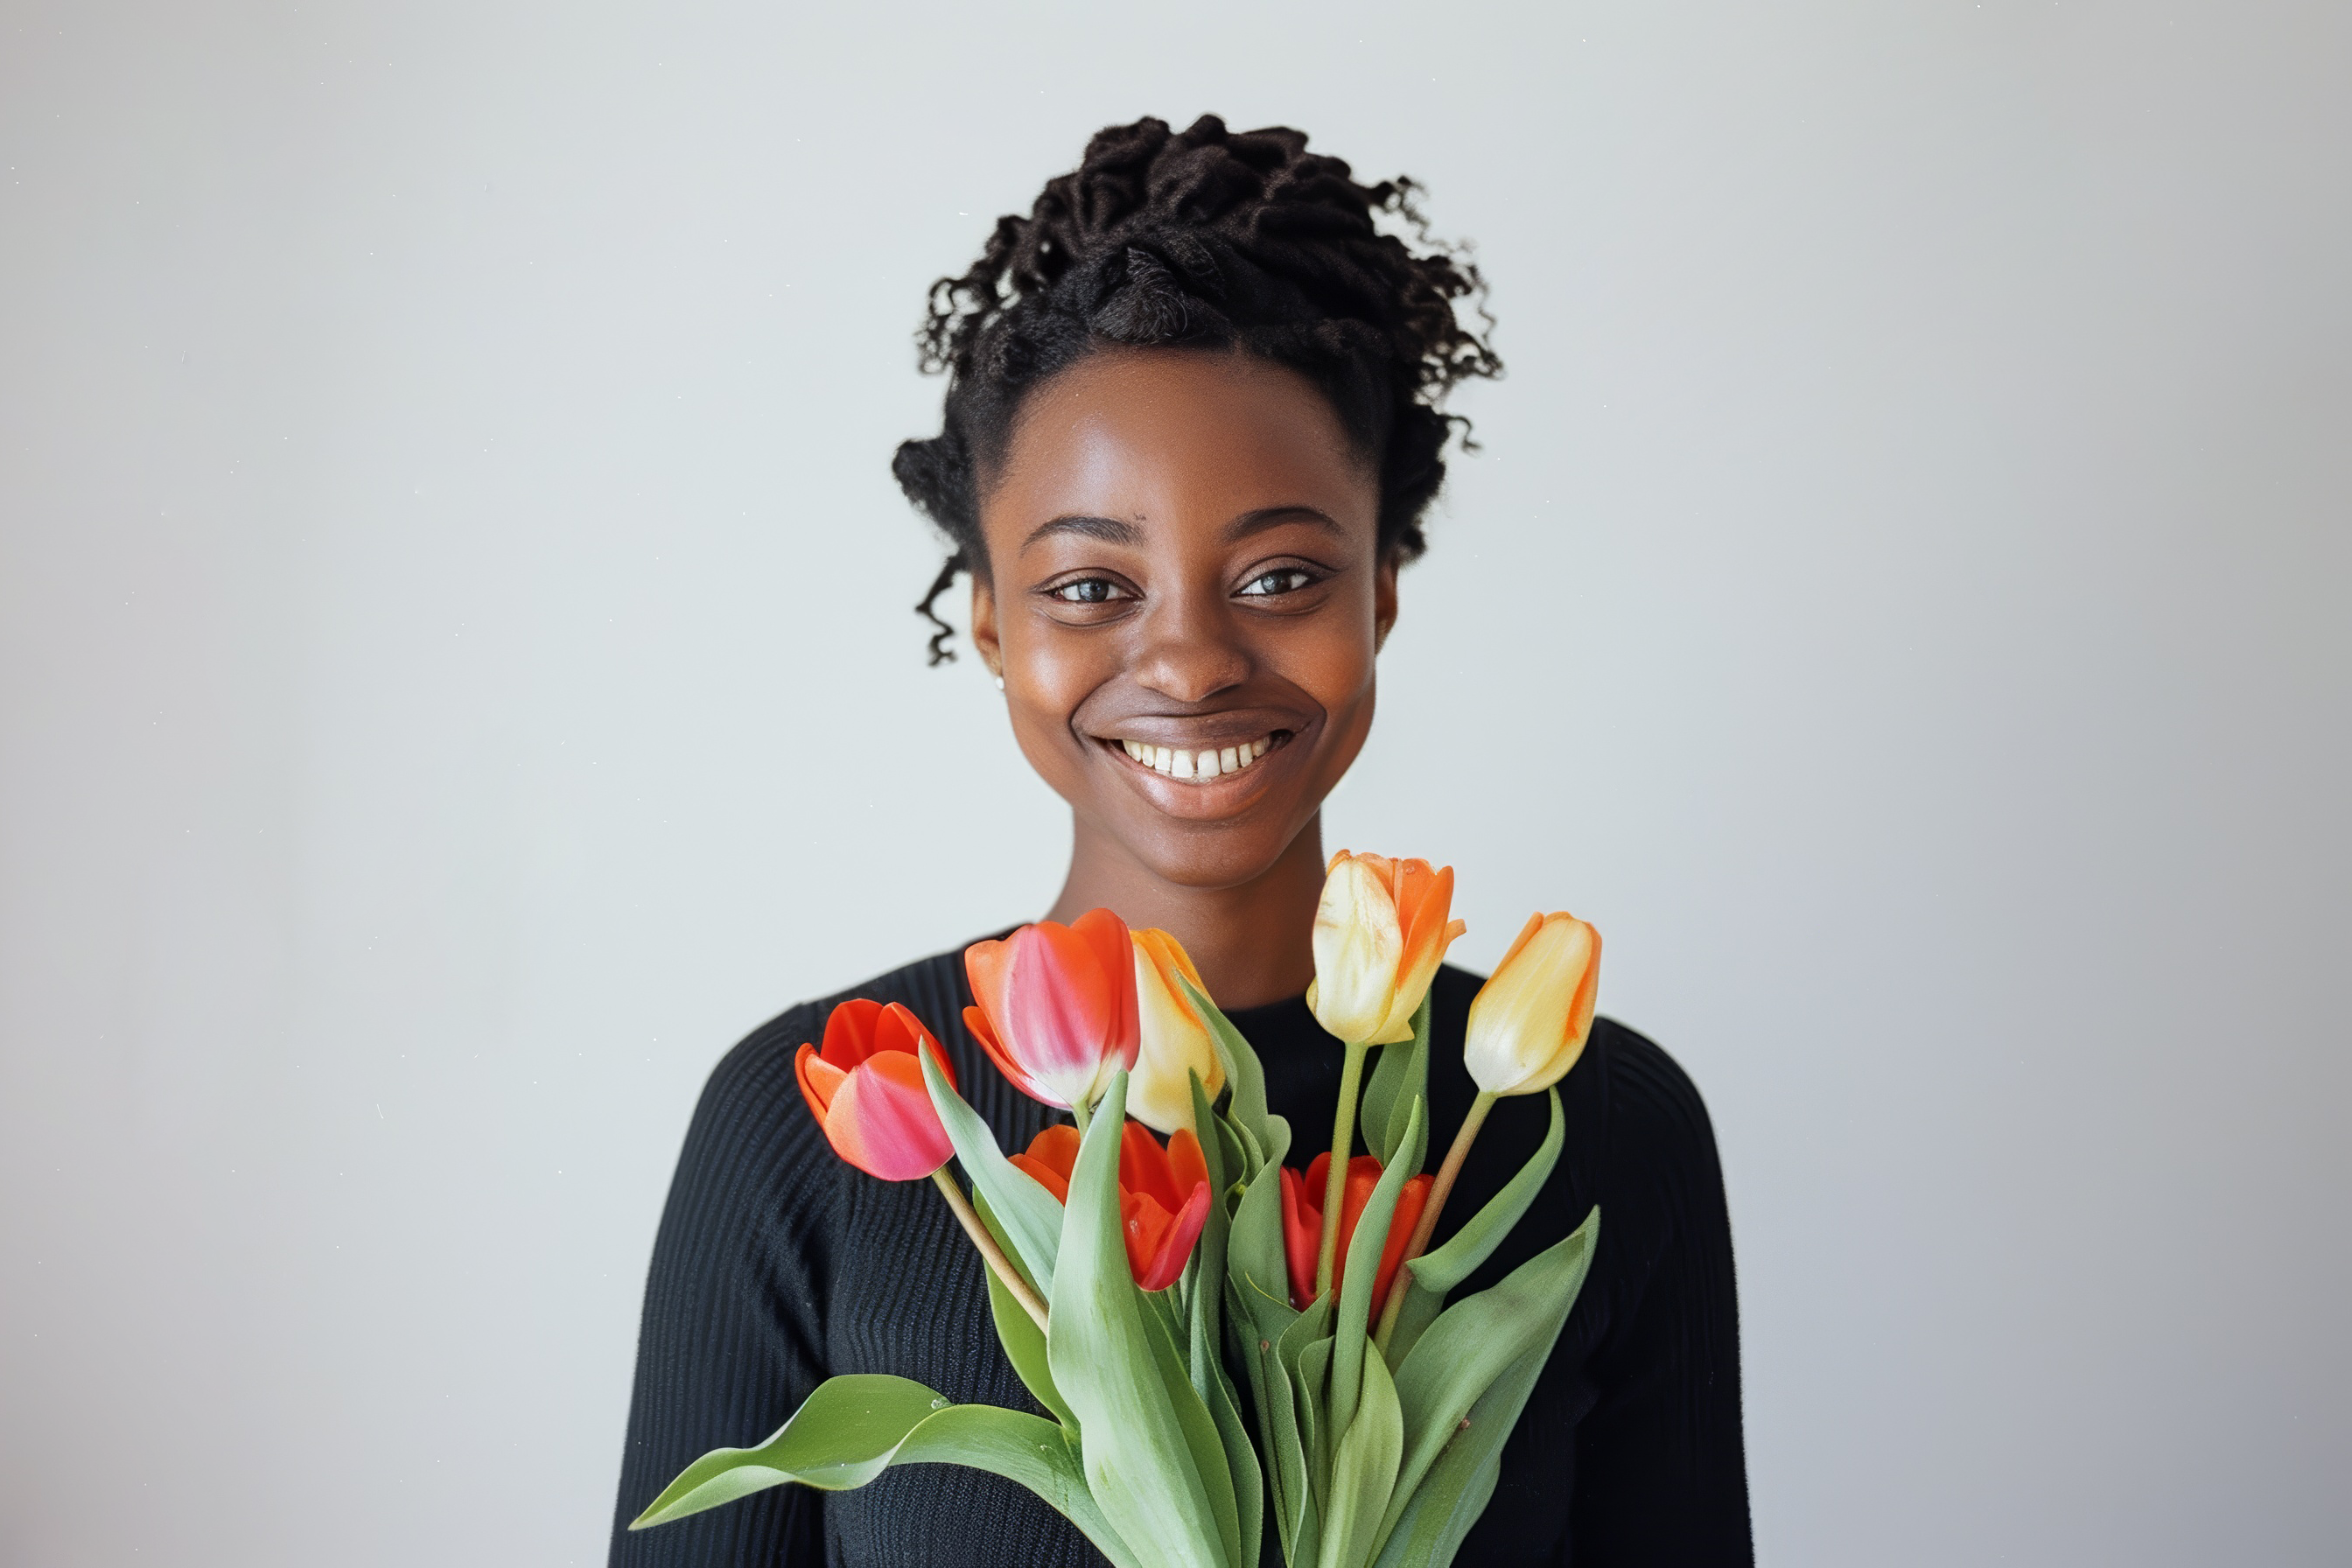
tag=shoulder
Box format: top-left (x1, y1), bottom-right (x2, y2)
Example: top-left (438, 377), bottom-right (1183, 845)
top-left (686, 941), bottom-right (1051, 1172)
top-left (1588, 1017), bottom-right (1724, 1178)
top-left (698, 946), bottom-right (975, 1119)
top-left (1425, 962), bottom-right (1723, 1194)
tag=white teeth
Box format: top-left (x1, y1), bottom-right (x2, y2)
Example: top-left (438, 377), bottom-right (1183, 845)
top-left (1115, 733), bottom-right (1278, 780)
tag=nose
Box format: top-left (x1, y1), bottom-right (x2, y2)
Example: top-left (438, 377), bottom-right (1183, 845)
top-left (1130, 591), bottom-right (1251, 705)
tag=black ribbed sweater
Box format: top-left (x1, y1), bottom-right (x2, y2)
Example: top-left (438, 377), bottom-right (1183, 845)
top-left (610, 947), bottom-right (1751, 1566)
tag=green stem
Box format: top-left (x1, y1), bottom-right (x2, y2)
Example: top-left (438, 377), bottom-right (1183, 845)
top-left (1374, 1089), bottom-right (1495, 1351)
top-left (931, 1167), bottom-right (1050, 1334)
top-left (1315, 1039), bottom-right (1371, 1299)
top-left (1070, 1097), bottom-right (1092, 1140)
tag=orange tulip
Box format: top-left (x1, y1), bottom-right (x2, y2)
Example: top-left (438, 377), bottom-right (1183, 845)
top-left (964, 910), bottom-right (1142, 1113)
top-left (1278, 1152), bottom-right (1432, 1310)
top-left (1128, 927), bottom-right (1226, 1136)
top-left (1010, 1120), bottom-right (1212, 1292)
top-left (1306, 851), bottom-right (1466, 1045)
top-left (793, 999), bottom-right (958, 1181)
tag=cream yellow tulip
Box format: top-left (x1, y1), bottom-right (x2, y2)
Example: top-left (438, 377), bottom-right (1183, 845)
top-left (1306, 850), bottom-right (1466, 1046)
top-left (1128, 927), bottom-right (1226, 1135)
top-left (1462, 912), bottom-right (1602, 1096)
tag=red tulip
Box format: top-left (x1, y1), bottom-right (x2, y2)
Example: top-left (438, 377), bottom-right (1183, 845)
top-left (793, 999), bottom-right (958, 1181)
top-left (1009, 1120), bottom-right (1213, 1292)
top-left (1278, 1153), bottom-right (1433, 1310)
top-left (963, 910), bottom-right (1142, 1112)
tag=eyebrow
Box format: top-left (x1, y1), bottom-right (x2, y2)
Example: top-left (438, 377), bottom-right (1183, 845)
top-left (1021, 514), bottom-right (1141, 550)
top-left (1019, 505), bottom-right (1345, 553)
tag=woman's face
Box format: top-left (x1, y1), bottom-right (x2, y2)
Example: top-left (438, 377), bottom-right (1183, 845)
top-left (970, 347), bottom-right (1395, 892)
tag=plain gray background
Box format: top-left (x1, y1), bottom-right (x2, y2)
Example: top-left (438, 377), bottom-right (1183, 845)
top-left (3, 1), bottom-right (2345, 1564)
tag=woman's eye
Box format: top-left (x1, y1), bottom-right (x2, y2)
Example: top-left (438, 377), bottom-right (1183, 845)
top-left (1237, 567), bottom-right (1317, 598)
top-left (1047, 578), bottom-right (1130, 605)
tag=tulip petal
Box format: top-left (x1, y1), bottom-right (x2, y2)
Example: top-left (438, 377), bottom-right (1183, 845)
top-left (1167, 1128), bottom-right (1208, 1208)
top-left (1071, 907), bottom-right (1143, 1073)
top-left (1374, 1174), bottom-right (1435, 1306)
top-left (1310, 852), bottom-right (1406, 1044)
top-left (1280, 1166), bottom-right (1320, 1309)
top-left (962, 1002), bottom-right (1046, 1105)
top-left (821, 997), bottom-right (886, 1068)
top-left (822, 1048), bottom-right (956, 1181)
top-left (794, 1042), bottom-right (844, 1119)
top-left (1009, 1152), bottom-right (1071, 1205)
top-left (1121, 1190), bottom-right (1172, 1287)
top-left (1136, 1180), bottom-right (1210, 1293)
top-left (1128, 928), bottom-right (1222, 1135)
top-left (1119, 1120), bottom-right (1180, 1214)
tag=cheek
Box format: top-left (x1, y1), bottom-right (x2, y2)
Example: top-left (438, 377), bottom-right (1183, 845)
top-left (999, 626), bottom-right (1108, 768)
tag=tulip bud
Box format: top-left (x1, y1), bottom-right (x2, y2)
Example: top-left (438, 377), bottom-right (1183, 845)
top-left (1462, 912), bottom-right (1601, 1096)
top-left (1278, 1153), bottom-right (1433, 1311)
top-left (1306, 850), bottom-right (1466, 1045)
top-left (1128, 928), bottom-right (1226, 1136)
top-left (793, 999), bottom-right (958, 1180)
top-left (962, 909), bottom-right (1142, 1112)
top-left (1007, 1120), bottom-right (1212, 1293)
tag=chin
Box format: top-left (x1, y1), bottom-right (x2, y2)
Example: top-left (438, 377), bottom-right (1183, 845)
top-left (1130, 817), bottom-right (1312, 892)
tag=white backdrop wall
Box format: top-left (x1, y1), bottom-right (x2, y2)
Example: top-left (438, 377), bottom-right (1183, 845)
top-left (2, 3), bottom-right (2345, 1564)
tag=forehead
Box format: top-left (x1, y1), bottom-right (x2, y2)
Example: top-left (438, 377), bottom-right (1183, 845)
top-left (982, 348), bottom-right (1377, 548)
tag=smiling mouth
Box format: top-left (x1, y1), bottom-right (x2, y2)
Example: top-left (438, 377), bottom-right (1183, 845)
top-left (1100, 732), bottom-right (1288, 783)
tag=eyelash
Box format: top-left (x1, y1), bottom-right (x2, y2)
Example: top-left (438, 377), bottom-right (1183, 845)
top-left (1237, 567), bottom-right (1319, 598)
top-left (1046, 578), bottom-right (1133, 605)
top-left (1040, 564), bottom-right (1326, 609)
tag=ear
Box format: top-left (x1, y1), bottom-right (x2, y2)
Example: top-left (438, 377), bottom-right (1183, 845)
top-left (1372, 555), bottom-right (1400, 654)
top-left (970, 571), bottom-right (1004, 676)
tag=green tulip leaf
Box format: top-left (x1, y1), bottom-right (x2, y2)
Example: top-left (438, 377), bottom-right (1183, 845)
top-left (974, 1191), bottom-right (1077, 1434)
top-left (1366, 1346), bottom-right (1529, 1568)
top-left (1046, 1071), bottom-right (1237, 1568)
top-left (1320, 1342), bottom-right (1404, 1568)
top-left (1241, 1306), bottom-right (1316, 1565)
top-left (1227, 1160), bottom-right (1295, 1343)
top-left (1359, 994), bottom-right (1432, 1169)
top-left (628, 1378), bottom-right (1138, 1566)
top-left (1294, 1334), bottom-right (1335, 1516)
top-left (628, 1374), bottom-right (944, 1525)
top-left (921, 1048), bottom-right (1063, 1297)
top-left (1187, 1070), bottom-right (1233, 1413)
top-left (1181, 971), bottom-right (1291, 1172)
top-left (1329, 1097), bottom-right (1425, 1445)
top-left (1205, 1350), bottom-right (1265, 1568)
top-left (1374, 1210), bottom-right (1598, 1560)
top-left (1141, 1278), bottom-right (1247, 1568)
top-left (1385, 1088), bottom-right (1565, 1368)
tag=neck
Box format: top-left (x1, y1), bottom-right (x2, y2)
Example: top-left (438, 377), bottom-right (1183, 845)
top-left (1045, 816), bottom-right (1326, 1011)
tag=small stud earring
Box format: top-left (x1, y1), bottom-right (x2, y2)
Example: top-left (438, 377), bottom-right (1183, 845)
top-left (994, 674), bottom-right (1005, 691)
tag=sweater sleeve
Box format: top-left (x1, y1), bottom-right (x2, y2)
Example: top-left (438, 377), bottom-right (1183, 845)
top-left (1569, 1031), bottom-right (1753, 1564)
top-left (610, 1015), bottom-right (837, 1567)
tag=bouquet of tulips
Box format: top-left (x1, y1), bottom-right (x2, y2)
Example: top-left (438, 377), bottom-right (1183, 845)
top-left (629, 852), bottom-right (1604, 1568)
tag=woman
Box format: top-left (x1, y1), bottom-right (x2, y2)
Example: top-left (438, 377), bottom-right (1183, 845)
top-left (610, 116), bottom-right (1750, 1566)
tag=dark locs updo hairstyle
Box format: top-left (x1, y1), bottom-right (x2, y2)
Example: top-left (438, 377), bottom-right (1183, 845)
top-left (894, 114), bottom-right (1502, 663)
